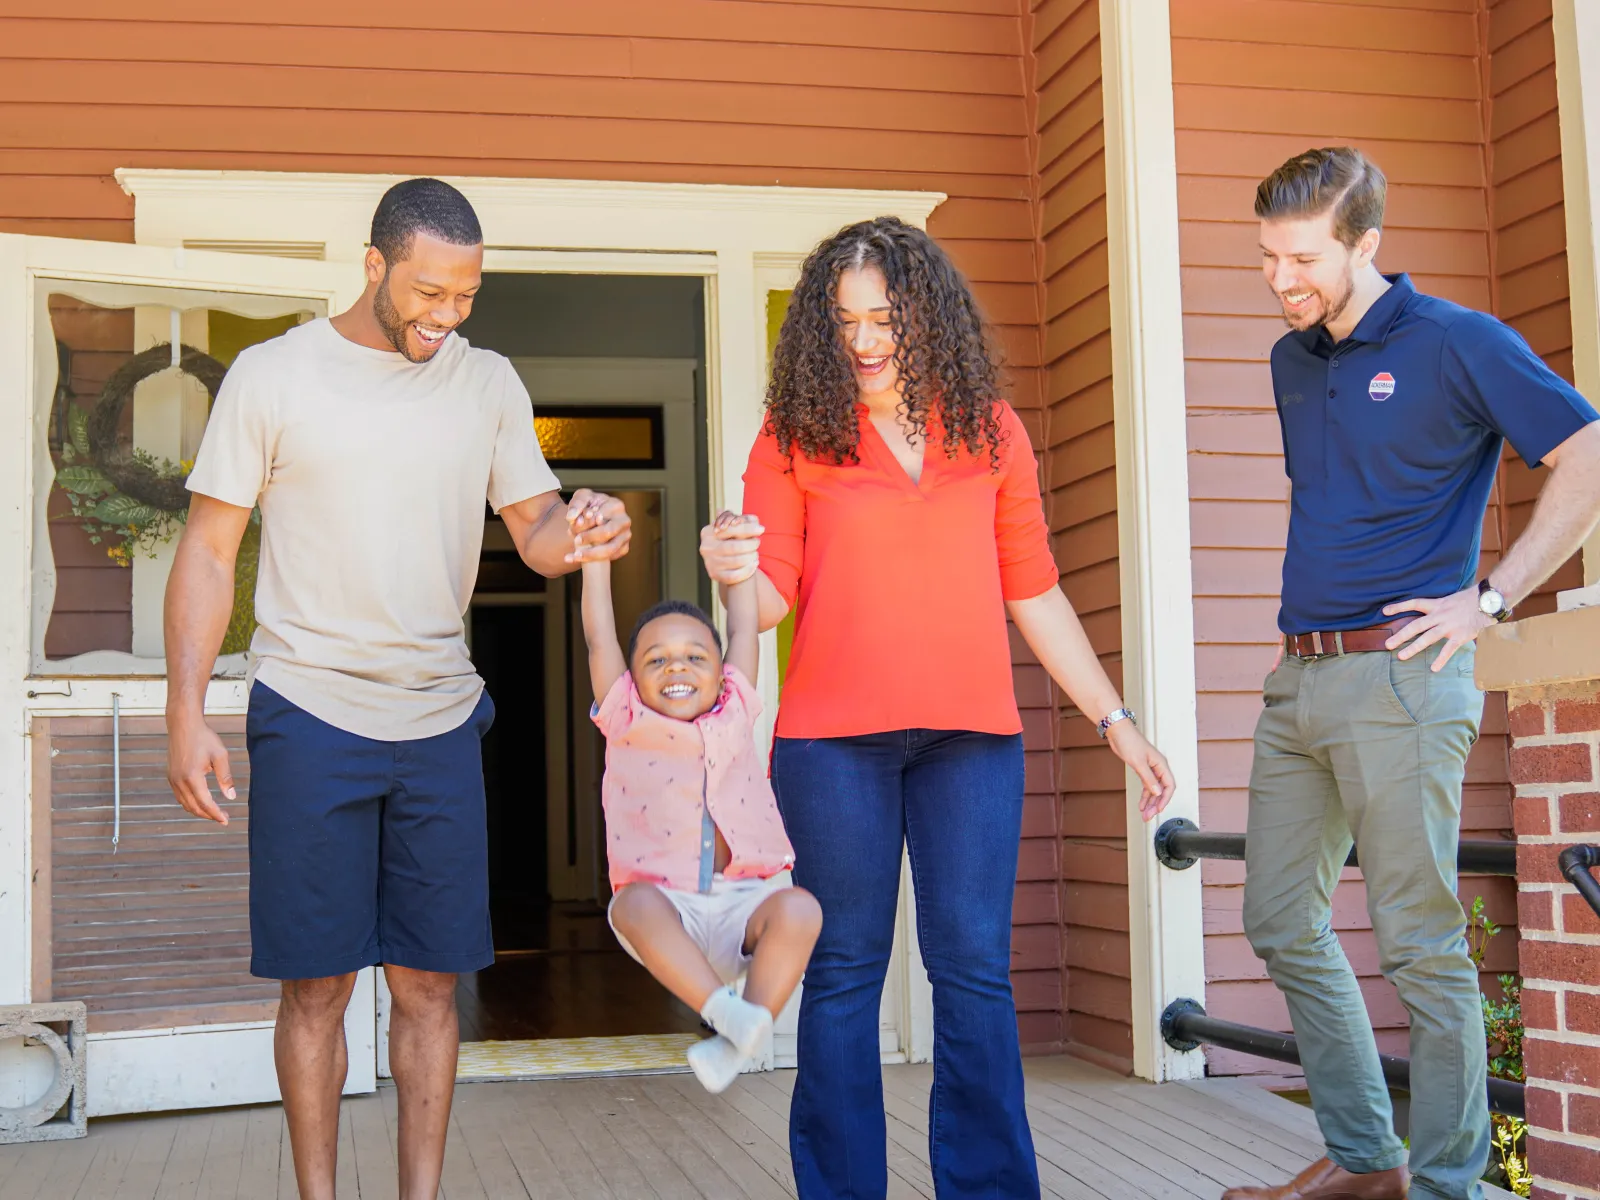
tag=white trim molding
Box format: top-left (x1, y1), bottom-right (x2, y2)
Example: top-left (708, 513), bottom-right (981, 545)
top-left (1553, 2), bottom-right (1600, 586)
top-left (116, 171), bottom-right (943, 263)
top-left (1099, 0), bottom-right (1208, 1082)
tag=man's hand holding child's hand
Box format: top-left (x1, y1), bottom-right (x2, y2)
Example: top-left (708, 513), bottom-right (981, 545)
top-left (564, 488), bottom-right (632, 565)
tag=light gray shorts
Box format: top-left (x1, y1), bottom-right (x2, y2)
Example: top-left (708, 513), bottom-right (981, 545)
top-left (609, 872), bottom-right (793, 984)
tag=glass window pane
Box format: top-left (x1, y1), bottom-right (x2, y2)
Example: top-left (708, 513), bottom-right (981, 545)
top-left (533, 405), bottom-right (663, 468)
top-left (36, 281), bottom-right (322, 671)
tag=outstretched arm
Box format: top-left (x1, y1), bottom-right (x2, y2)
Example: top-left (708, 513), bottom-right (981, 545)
top-left (581, 559), bottom-right (628, 703)
top-left (711, 512), bottom-right (762, 682)
top-left (724, 575), bottom-right (760, 684)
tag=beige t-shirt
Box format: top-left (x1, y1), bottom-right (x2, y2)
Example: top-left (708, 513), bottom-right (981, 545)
top-left (187, 318), bottom-right (560, 741)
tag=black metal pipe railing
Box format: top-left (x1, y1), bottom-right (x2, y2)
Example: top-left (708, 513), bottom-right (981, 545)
top-left (1561, 844), bottom-right (1600, 919)
top-left (1154, 817), bottom-right (1517, 876)
top-left (1151, 821), bottom-right (1600, 1104)
top-left (1160, 999), bottom-right (1525, 1119)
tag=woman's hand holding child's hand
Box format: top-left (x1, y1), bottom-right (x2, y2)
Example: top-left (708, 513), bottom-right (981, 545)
top-left (700, 511), bottom-right (764, 585)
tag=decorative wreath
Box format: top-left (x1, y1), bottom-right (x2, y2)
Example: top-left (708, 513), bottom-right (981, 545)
top-left (90, 343), bottom-right (227, 510)
top-left (54, 341), bottom-right (259, 652)
top-left (55, 342), bottom-right (228, 559)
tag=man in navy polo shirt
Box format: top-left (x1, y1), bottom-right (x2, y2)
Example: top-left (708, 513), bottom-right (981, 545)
top-left (1224, 148), bottom-right (1600, 1200)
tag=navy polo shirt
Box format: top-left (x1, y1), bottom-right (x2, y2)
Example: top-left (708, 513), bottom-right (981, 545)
top-left (1271, 273), bottom-right (1597, 634)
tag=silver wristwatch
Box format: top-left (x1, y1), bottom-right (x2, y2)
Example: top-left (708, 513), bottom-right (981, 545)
top-left (1477, 579), bottom-right (1511, 623)
top-left (1097, 708), bottom-right (1136, 740)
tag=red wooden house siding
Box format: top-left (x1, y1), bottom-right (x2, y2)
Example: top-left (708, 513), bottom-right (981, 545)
top-left (1173, 0), bottom-right (1574, 1076)
top-left (1024, 0), bottom-right (1131, 1069)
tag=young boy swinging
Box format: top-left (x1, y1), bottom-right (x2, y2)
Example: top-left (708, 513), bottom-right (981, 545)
top-left (580, 508), bottom-right (822, 1092)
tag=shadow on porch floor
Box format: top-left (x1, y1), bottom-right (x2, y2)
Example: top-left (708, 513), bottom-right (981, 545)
top-left (0, 1054), bottom-right (1514, 1199)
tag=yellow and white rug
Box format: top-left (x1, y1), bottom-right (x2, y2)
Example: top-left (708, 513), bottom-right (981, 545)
top-left (456, 1033), bottom-right (700, 1081)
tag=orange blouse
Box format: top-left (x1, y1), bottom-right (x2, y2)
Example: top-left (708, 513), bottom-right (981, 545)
top-left (742, 402), bottom-right (1060, 740)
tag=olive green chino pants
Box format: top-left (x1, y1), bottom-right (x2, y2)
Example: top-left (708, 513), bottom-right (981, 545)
top-left (1244, 644), bottom-right (1488, 1200)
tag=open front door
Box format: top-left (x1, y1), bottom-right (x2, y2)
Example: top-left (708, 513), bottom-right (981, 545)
top-left (1, 234), bottom-right (375, 1116)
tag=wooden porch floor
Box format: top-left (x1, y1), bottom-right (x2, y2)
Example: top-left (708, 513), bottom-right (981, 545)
top-left (0, 1055), bottom-right (1359, 1199)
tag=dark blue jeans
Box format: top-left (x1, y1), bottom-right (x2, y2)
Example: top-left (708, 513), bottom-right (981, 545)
top-left (773, 729), bottom-right (1040, 1200)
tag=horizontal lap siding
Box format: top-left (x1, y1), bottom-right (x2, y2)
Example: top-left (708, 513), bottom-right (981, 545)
top-left (2, 2), bottom-right (1072, 1038)
top-left (1488, 0), bottom-right (1576, 618)
top-left (1173, 0), bottom-right (1521, 1079)
top-left (0, 2), bottom-right (1042, 415)
top-left (1027, 0), bottom-right (1129, 1069)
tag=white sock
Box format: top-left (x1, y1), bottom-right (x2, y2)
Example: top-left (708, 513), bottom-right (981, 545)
top-left (686, 1034), bottom-right (745, 1094)
top-left (699, 985), bottom-right (773, 1059)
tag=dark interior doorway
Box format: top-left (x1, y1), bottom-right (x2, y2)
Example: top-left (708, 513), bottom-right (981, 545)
top-left (453, 272), bottom-right (709, 1045)
top-left (473, 602), bottom-right (547, 909)
top-left (462, 523), bottom-right (700, 1043)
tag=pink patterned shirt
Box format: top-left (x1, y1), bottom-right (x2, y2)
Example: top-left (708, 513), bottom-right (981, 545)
top-left (593, 664), bottom-right (795, 894)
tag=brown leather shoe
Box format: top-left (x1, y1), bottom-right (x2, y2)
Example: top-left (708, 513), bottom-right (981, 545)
top-left (1221, 1157), bottom-right (1409, 1200)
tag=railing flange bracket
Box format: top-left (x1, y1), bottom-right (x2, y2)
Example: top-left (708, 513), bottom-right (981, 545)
top-left (1154, 817), bottom-right (1199, 870)
top-left (1160, 997), bottom-right (1205, 1052)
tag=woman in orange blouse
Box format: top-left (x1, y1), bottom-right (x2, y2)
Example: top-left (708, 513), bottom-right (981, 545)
top-left (701, 218), bottom-right (1174, 1199)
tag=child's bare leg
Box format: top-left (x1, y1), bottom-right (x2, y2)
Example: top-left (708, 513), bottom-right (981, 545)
top-left (741, 886), bottom-right (823, 1017)
top-left (609, 883), bottom-right (722, 1012)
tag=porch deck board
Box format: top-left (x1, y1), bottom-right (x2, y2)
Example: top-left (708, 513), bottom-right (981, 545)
top-left (0, 1056), bottom-right (1402, 1199)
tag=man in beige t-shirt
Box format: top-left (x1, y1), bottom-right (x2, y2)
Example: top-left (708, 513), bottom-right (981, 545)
top-left (164, 179), bottom-right (631, 1200)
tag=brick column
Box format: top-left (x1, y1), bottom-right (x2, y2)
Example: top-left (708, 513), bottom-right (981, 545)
top-left (1509, 682), bottom-right (1600, 1200)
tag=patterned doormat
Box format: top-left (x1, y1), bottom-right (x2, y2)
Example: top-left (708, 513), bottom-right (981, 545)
top-left (456, 1033), bottom-right (701, 1081)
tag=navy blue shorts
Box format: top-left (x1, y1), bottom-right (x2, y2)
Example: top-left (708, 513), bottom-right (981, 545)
top-left (245, 683), bottom-right (496, 980)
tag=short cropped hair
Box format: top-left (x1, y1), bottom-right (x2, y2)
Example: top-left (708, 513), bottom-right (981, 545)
top-left (626, 600), bottom-right (723, 666)
top-left (369, 178), bottom-right (482, 267)
top-left (1255, 148), bottom-right (1387, 248)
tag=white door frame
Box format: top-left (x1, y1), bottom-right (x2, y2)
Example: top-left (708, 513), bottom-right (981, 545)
top-left (1100, 0), bottom-right (1208, 1081)
top-left (118, 171), bottom-right (947, 1070)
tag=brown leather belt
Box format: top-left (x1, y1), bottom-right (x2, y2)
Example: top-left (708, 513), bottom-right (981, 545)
top-left (1283, 622), bottom-right (1406, 659)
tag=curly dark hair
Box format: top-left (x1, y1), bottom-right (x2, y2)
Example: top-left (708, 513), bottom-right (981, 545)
top-left (626, 599), bottom-right (722, 668)
top-left (765, 215), bottom-right (1005, 466)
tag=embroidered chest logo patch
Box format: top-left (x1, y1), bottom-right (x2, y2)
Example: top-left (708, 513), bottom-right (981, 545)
top-left (1368, 372), bottom-right (1396, 401)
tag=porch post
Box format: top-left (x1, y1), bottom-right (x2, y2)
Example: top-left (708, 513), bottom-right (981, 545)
top-left (1479, 609), bottom-right (1600, 1200)
top-left (1553, 0), bottom-right (1600, 586)
top-left (1098, 0), bottom-right (1206, 1081)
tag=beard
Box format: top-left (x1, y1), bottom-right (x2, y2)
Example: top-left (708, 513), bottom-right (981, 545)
top-left (372, 274), bottom-right (434, 363)
top-left (1280, 261), bottom-right (1356, 333)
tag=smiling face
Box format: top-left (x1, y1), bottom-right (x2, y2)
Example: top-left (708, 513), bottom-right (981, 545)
top-left (630, 612), bottom-right (724, 721)
top-left (366, 231), bottom-right (483, 363)
top-left (835, 265), bottom-right (903, 402)
top-left (1260, 211), bottom-right (1379, 334)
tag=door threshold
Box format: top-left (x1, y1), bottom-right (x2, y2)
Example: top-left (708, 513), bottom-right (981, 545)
top-left (454, 1033), bottom-right (702, 1082)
